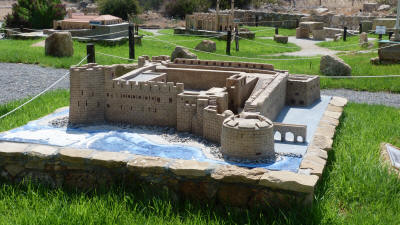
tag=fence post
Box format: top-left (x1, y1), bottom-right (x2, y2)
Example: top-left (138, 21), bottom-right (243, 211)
top-left (235, 28), bottom-right (239, 51)
top-left (359, 23), bottom-right (362, 33)
top-left (129, 24), bottom-right (135, 59)
top-left (255, 16), bottom-right (258, 27)
top-left (389, 32), bottom-right (393, 40)
top-left (343, 27), bottom-right (347, 41)
top-left (87, 43), bottom-right (95, 64)
top-left (226, 30), bottom-right (232, 55)
top-left (275, 26), bottom-right (279, 35)
top-left (135, 24), bottom-right (139, 35)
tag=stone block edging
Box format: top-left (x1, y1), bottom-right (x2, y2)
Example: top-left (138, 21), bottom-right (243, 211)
top-left (0, 96), bottom-right (347, 208)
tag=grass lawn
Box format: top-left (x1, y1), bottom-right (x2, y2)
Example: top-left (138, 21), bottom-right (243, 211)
top-left (0, 91), bottom-right (400, 224)
top-left (243, 26), bottom-right (297, 37)
top-left (1, 27), bottom-right (400, 93)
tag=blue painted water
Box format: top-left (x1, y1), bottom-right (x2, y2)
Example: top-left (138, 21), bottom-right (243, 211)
top-left (0, 96), bottom-right (331, 172)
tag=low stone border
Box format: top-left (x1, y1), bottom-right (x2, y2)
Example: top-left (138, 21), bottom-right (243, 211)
top-left (0, 96), bottom-right (347, 208)
top-left (380, 143), bottom-right (400, 175)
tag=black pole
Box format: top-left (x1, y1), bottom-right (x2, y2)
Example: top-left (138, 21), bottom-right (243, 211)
top-left (379, 34), bottom-right (383, 40)
top-left (389, 32), bottom-right (393, 40)
top-left (275, 26), bottom-right (279, 35)
top-left (359, 23), bottom-right (362, 33)
top-left (226, 30), bottom-right (231, 55)
top-left (129, 24), bottom-right (135, 59)
top-left (87, 43), bottom-right (95, 64)
top-left (255, 16), bottom-right (258, 27)
top-left (343, 27), bottom-right (347, 41)
top-left (135, 24), bottom-right (139, 35)
top-left (235, 28), bottom-right (239, 52)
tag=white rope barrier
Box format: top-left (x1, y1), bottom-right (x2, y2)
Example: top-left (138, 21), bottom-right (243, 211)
top-left (0, 55), bottom-right (88, 120)
top-left (97, 52), bottom-right (138, 61)
top-left (320, 75), bottom-right (400, 79)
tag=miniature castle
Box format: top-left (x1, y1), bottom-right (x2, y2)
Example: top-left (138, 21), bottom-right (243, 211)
top-left (69, 56), bottom-right (320, 160)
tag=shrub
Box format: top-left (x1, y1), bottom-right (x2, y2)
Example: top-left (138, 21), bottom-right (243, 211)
top-left (165, 0), bottom-right (210, 18)
top-left (97, 0), bottom-right (142, 21)
top-left (5, 0), bottom-right (66, 29)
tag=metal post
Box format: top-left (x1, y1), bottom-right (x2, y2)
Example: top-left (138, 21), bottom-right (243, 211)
top-left (255, 16), bottom-right (258, 27)
top-left (379, 34), bottom-right (383, 40)
top-left (389, 32), bottom-right (393, 40)
top-left (395, 0), bottom-right (400, 41)
top-left (235, 28), bottom-right (239, 51)
top-left (343, 27), bottom-right (347, 41)
top-left (135, 24), bottom-right (139, 35)
top-left (275, 26), bottom-right (279, 35)
top-left (359, 23), bottom-right (362, 33)
top-left (129, 24), bottom-right (135, 59)
top-left (226, 30), bottom-right (232, 55)
top-left (87, 43), bottom-right (95, 64)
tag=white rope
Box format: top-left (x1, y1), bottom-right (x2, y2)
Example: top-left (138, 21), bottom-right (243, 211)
top-left (97, 52), bottom-right (138, 61)
top-left (0, 55), bottom-right (88, 120)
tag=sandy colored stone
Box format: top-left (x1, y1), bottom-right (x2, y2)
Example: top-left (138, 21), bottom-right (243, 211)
top-left (90, 151), bottom-right (133, 168)
top-left (330, 96), bottom-right (348, 107)
top-left (45, 32), bottom-right (74, 57)
top-left (5, 164), bottom-right (24, 177)
top-left (211, 165), bottom-right (267, 184)
top-left (326, 104), bottom-right (344, 113)
top-left (59, 148), bottom-right (93, 164)
top-left (306, 146), bottom-right (328, 160)
top-left (300, 158), bottom-right (326, 177)
top-left (195, 40), bottom-right (217, 52)
top-left (0, 142), bottom-right (29, 157)
top-left (320, 55), bottom-right (351, 76)
top-left (259, 171), bottom-right (318, 193)
top-left (127, 156), bottom-right (170, 174)
top-left (169, 159), bottom-right (216, 178)
top-left (314, 124), bottom-right (336, 140)
top-left (319, 115), bottom-right (340, 126)
top-left (28, 145), bottom-right (59, 159)
top-left (311, 135), bottom-right (333, 151)
top-left (324, 110), bottom-right (343, 120)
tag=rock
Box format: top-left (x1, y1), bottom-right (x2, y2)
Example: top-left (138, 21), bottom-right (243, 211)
top-left (320, 55), bottom-right (352, 76)
top-left (45, 32), bottom-right (74, 57)
top-left (370, 57), bottom-right (381, 65)
top-left (195, 40), bottom-right (216, 52)
top-left (378, 43), bottom-right (400, 64)
top-left (363, 3), bottom-right (378, 12)
top-left (211, 165), bottom-right (266, 184)
top-left (273, 35), bottom-right (288, 44)
top-left (313, 7), bottom-right (329, 15)
top-left (169, 160), bottom-right (215, 178)
top-left (259, 171), bottom-right (319, 194)
top-left (171, 46), bottom-right (198, 61)
top-left (359, 32), bottom-right (368, 46)
top-left (5, 164), bottom-right (24, 177)
top-left (333, 34), bottom-right (341, 42)
top-left (312, 29), bottom-right (325, 41)
top-left (114, 64), bottom-right (138, 77)
top-left (378, 4), bottom-right (391, 11)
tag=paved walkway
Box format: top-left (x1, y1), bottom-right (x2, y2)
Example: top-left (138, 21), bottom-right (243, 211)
top-left (142, 29), bottom-right (163, 36)
top-left (262, 36), bottom-right (341, 57)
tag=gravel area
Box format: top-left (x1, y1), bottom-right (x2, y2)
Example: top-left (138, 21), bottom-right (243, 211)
top-left (0, 63), bottom-right (69, 104)
top-left (322, 89), bottom-right (400, 108)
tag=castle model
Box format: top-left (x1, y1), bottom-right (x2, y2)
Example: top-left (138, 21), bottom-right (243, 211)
top-left (69, 56), bottom-right (320, 160)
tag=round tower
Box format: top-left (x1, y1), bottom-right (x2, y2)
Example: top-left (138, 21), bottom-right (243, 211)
top-left (221, 113), bottom-right (275, 159)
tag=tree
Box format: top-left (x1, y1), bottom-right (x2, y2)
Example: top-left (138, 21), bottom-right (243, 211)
top-left (165, 0), bottom-right (210, 18)
top-left (97, 0), bottom-right (142, 21)
top-left (5, 0), bottom-right (66, 29)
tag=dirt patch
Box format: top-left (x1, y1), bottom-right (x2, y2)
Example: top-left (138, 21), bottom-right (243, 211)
top-left (138, 12), bottom-right (185, 29)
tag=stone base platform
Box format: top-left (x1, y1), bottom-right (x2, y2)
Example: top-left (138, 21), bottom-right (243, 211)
top-left (0, 97), bottom-right (347, 208)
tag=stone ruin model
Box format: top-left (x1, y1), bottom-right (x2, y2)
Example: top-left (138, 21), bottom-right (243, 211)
top-left (69, 56), bottom-right (320, 160)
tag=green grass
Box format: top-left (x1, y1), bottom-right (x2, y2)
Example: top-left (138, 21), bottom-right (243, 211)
top-left (1, 92), bottom-right (400, 224)
top-left (243, 26), bottom-right (297, 37)
top-left (316, 35), bottom-right (379, 51)
top-left (1, 28), bottom-right (400, 92)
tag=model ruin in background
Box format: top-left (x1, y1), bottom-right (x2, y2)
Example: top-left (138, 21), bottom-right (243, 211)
top-left (69, 56), bottom-right (320, 160)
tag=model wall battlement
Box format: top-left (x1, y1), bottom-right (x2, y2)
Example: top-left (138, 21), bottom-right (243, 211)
top-left (273, 123), bottom-right (307, 143)
top-left (173, 58), bottom-right (275, 71)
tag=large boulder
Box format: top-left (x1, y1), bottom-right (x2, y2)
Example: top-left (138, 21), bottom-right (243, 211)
top-left (45, 32), bottom-right (74, 57)
top-left (171, 46), bottom-right (197, 61)
top-left (320, 55), bottom-right (352, 76)
top-left (195, 40), bottom-right (217, 52)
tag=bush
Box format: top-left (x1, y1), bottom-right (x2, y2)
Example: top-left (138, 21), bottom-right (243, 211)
top-left (165, 0), bottom-right (210, 18)
top-left (97, 0), bottom-right (142, 21)
top-left (5, 0), bottom-right (66, 29)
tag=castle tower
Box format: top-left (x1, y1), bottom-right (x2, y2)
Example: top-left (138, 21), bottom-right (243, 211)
top-left (69, 64), bottom-right (106, 124)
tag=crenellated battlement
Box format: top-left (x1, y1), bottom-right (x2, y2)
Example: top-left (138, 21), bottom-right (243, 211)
top-left (173, 58), bottom-right (275, 71)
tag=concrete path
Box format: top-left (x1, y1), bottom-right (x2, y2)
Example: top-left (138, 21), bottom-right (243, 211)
top-left (142, 29), bottom-right (163, 36)
top-left (261, 36), bottom-right (341, 57)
